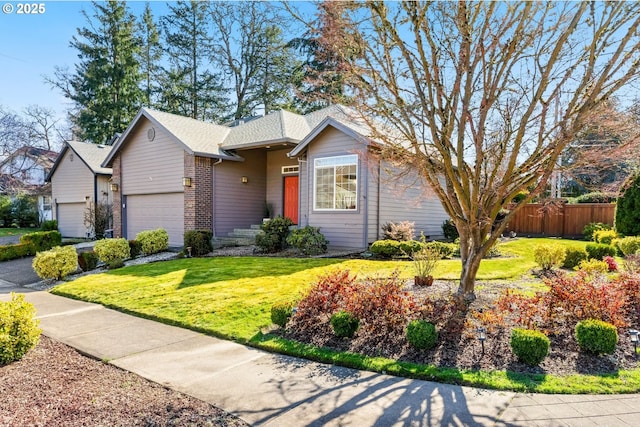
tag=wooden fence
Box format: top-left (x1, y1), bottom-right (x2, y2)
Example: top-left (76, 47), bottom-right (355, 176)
top-left (503, 203), bottom-right (615, 238)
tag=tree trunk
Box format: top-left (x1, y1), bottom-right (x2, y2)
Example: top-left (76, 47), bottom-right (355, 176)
top-left (457, 250), bottom-right (484, 302)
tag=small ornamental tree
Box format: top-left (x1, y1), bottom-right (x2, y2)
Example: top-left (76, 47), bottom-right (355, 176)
top-left (615, 172), bottom-right (640, 236)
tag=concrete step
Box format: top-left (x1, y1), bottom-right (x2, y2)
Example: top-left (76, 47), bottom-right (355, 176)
top-left (212, 236), bottom-right (255, 249)
top-left (250, 224), bottom-right (262, 230)
top-left (229, 228), bottom-right (262, 238)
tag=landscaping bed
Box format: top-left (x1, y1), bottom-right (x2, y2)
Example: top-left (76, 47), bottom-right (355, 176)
top-left (0, 336), bottom-right (248, 427)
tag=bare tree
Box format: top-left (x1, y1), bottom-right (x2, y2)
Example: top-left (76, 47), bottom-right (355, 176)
top-left (335, 2), bottom-right (640, 299)
top-left (23, 105), bottom-right (63, 152)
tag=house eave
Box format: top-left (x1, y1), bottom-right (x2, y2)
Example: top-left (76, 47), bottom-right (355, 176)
top-left (222, 138), bottom-right (299, 151)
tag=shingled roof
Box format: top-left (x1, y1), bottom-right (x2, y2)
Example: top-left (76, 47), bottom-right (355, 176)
top-left (46, 141), bottom-right (113, 182)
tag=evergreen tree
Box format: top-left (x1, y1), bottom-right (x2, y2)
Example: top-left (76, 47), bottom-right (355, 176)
top-left (615, 172), bottom-right (640, 236)
top-left (49, 1), bottom-right (142, 144)
top-left (160, 0), bottom-right (226, 121)
top-left (137, 3), bottom-right (163, 108)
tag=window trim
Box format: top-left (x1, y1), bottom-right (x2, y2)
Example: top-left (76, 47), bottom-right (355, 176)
top-left (313, 154), bottom-right (358, 211)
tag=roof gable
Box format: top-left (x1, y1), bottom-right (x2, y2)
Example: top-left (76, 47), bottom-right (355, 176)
top-left (46, 141), bottom-right (113, 182)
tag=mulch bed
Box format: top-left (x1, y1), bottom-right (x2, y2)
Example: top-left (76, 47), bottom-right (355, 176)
top-left (0, 336), bottom-right (249, 427)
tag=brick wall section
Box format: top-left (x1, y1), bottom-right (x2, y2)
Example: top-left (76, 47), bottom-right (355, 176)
top-left (112, 156), bottom-right (122, 238)
top-left (183, 153), bottom-right (213, 232)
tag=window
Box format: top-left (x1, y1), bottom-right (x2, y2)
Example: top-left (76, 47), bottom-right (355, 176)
top-left (314, 154), bottom-right (358, 210)
top-left (42, 195), bottom-right (52, 211)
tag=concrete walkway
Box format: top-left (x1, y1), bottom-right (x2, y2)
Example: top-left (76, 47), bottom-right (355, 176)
top-left (1, 290), bottom-right (640, 426)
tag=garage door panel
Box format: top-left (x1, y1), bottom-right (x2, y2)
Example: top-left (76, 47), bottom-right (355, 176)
top-left (126, 193), bottom-right (184, 246)
top-left (57, 202), bottom-right (87, 238)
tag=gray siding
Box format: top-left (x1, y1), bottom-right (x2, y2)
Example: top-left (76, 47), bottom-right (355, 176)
top-left (51, 149), bottom-right (94, 205)
top-left (213, 149), bottom-right (267, 235)
top-left (305, 127), bottom-right (368, 249)
top-left (378, 163), bottom-right (448, 240)
top-left (121, 117), bottom-right (184, 195)
top-left (265, 148), bottom-right (297, 218)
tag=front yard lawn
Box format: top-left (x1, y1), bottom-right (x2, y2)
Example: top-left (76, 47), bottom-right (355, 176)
top-left (0, 227), bottom-right (39, 238)
top-left (52, 237), bottom-right (627, 394)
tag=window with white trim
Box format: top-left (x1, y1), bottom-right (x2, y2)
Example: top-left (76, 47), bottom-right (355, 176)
top-left (314, 154), bottom-right (358, 210)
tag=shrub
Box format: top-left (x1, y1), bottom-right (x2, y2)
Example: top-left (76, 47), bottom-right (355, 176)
top-left (40, 220), bottom-right (58, 231)
top-left (107, 259), bottom-right (125, 270)
top-left (577, 259), bottom-right (609, 278)
top-left (623, 254), bottom-right (640, 274)
top-left (184, 230), bottom-right (213, 256)
top-left (583, 222), bottom-right (611, 241)
top-left (271, 302), bottom-right (294, 328)
top-left (512, 190), bottom-right (529, 203)
top-left (32, 245), bottom-right (78, 280)
top-left (330, 311), bottom-right (360, 338)
top-left (442, 219), bottom-right (459, 241)
top-left (510, 328), bottom-right (550, 366)
top-left (616, 172), bottom-right (640, 236)
top-left (616, 236), bottom-right (640, 256)
top-left (575, 192), bottom-right (617, 204)
top-left (10, 193), bottom-right (38, 227)
top-left (94, 238), bottom-right (130, 263)
top-left (603, 256), bottom-right (618, 272)
top-left (0, 243), bottom-right (34, 262)
top-left (286, 226), bottom-right (328, 255)
top-left (20, 231), bottom-right (62, 252)
top-left (370, 240), bottom-right (402, 258)
top-left (586, 243), bottom-right (617, 260)
top-left (381, 221), bottom-right (415, 241)
top-left (0, 294), bottom-right (41, 365)
top-left (593, 229), bottom-right (618, 245)
top-left (294, 270), bottom-right (358, 324)
top-left (412, 246), bottom-right (439, 279)
top-left (77, 251), bottom-right (98, 272)
top-left (575, 319), bottom-right (618, 355)
top-left (424, 241), bottom-right (457, 259)
top-left (406, 319), bottom-right (437, 350)
top-left (255, 215), bottom-right (293, 253)
top-left (128, 240), bottom-right (142, 258)
top-left (533, 244), bottom-right (566, 270)
top-left (563, 247), bottom-right (588, 269)
top-left (136, 228), bottom-right (169, 255)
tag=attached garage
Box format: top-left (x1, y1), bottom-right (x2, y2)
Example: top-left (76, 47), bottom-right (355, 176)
top-left (125, 192), bottom-right (184, 246)
top-left (56, 202), bottom-right (88, 238)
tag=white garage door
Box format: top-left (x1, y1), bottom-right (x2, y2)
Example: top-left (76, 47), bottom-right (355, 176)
top-left (57, 202), bottom-right (88, 238)
top-left (126, 193), bottom-right (184, 246)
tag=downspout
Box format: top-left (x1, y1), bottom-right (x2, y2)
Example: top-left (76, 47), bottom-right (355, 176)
top-left (297, 156), bottom-right (307, 226)
top-left (93, 174), bottom-right (98, 238)
top-left (362, 157), bottom-right (369, 249)
top-left (377, 158), bottom-right (381, 241)
top-left (212, 158), bottom-right (222, 237)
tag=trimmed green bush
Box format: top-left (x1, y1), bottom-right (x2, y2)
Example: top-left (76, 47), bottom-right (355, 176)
top-left (184, 230), bottom-right (213, 256)
top-left (575, 319), bottom-right (618, 355)
top-left (370, 240), bottom-right (401, 258)
top-left (330, 311), bottom-right (360, 338)
top-left (94, 238), bottom-right (130, 263)
top-left (40, 220), bottom-right (58, 231)
top-left (20, 230), bottom-right (62, 252)
top-left (575, 192), bottom-right (617, 204)
top-left (0, 293), bottom-right (41, 365)
top-left (255, 216), bottom-right (294, 253)
top-left (616, 236), bottom-right (640, 256)
top-left (593, 229), bottom-right (618, 245)
top-left (286, 226), bottom-right (328, 256)
top-left (583, 222), bottom-right (611, 241)
top-left (128, 240), bottom-right (142, 258)
top-left (0, 243), bottom-right (34, 261)
top-left (577, 259), bottom-right (609, 276)
top-left (510, 328), bottom-right (550, 366)
top-left (586, 243), bottom-right (617, 260)
top-left (77, 251), bottom-right (98, 272)
top-left (32, 245), bottom-right (78, 280)
top-left (406, 319), bottom-right (438, 350)
top-left (136, 228), bottom-right (169, 255)
top-left (533, 244), bottom-right (566, 270)
top-left (616, 172), bottom-right (640, 236)
top-left (271, 301), bottom-right (294, 328)
top-left (563, 248), bottom-right (588, 269)
top-left (424, 241), bottom-right (457, 259)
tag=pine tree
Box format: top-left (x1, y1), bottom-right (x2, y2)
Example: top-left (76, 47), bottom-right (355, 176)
top-left (137, 3), bottom-right (163, 108)
top-left (160, 0), bottom-right (226, 121)
top-left (49, 1), bottom-right (142, 144)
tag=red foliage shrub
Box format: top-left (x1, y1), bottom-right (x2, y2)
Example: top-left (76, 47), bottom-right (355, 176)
top-left (603, 256), bottom-right (618, 272)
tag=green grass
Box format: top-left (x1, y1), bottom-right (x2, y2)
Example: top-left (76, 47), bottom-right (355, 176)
top-left (0, 227), bottom-right (39, 238)
top-left (51, 237), bottom-right (637, 394)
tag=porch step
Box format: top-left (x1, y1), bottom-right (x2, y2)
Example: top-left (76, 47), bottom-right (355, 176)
top-left (228, 228), bottom-right (262, 239)
top-left (212, 236), bottom-right (255, 249)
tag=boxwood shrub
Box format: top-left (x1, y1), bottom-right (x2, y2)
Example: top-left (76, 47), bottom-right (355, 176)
top-left (562, 247), bottom-right (588, 269)
top-left (406, 319), bottom-right (437, 350)
top-left (271, 301), bottom-right (294, 328)
top-left (585, 243), bottom-right (617, 260)
top-left (94, 238), bottom-right (130, 263)
top-left (32, 245), bottom-right (78, 280)
top-left (136, 228), bottom-right (169, 255)
top-left (330, 311), bottom-right (360, 338)
top-left (510, 328), bottom-right (550, 366)
top-left (20, 230), bottom-right (62, 252)
top-left (184, 230), bottom-right (213, 256)
top-left (575, 319), bottom-right (618, 355)
top-left (0, 243), bottom-right (34, 261)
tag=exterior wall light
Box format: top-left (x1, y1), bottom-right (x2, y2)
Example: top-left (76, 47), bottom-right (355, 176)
top-left (110, 183), bottom-right (119, 192)
top-left (241, 176), bottom-right (248, 184)
top-left (183, 177), bottom-right (192, 187)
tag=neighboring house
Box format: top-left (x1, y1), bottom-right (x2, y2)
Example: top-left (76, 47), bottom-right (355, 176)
top-left (0, 146), bottom-right (58, 222)
top-left (102, 106), bottom-right (448, 249)
top-left (46, 141), bottom-right (113, 238)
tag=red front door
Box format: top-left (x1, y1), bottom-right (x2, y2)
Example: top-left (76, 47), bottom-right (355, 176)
top-left (284, 175), bottom-right (299, 224)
